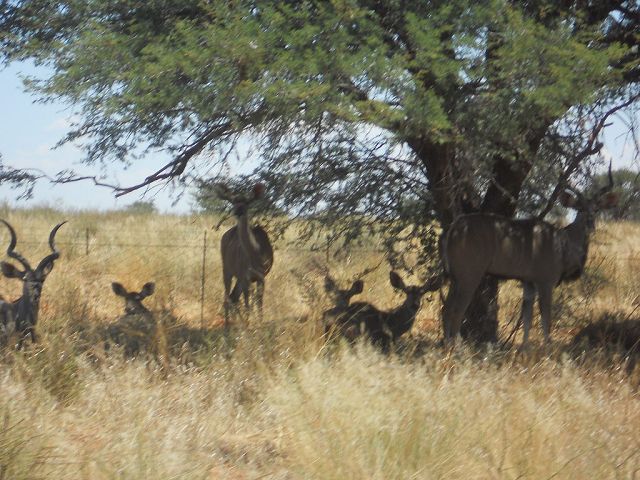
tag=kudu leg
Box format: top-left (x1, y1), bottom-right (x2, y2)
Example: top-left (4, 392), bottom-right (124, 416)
top-left (223, 274), bottom-right (233, 331)
top-left (17, 328), bottom-right (34, 349)
top-left (520, 282), bottom-right (536, 346)
top-left (442, 280), bottom-right (477, 344)
top-left (537, 285), bottom-right (553, 344)
top-left (255, 280), bottom-right (265, 322)
top-left (242, 287), bottom-right (250, 311)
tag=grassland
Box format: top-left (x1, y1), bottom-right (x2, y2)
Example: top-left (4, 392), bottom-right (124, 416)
top-left (0, 207), bottom-right (639, 479)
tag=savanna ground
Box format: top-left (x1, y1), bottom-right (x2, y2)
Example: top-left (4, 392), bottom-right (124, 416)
top-left (1, 207), bottom-right (640, 479)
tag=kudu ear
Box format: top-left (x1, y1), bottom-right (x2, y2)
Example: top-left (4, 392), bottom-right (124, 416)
top-left (112, 282), bottom-right (128, 297)
top-left (1, 262), bottom-right (25, 279)
top-left (349, 280), bottom-right (364, 295)
top-left (324, 275), bottom-right (338, 293)
top-left (598, 192), bottom-right (619, 209)
top-left (389, 271), bottom-right (406, 291)
top-left (140, 282), bottom-right (155, 298)
top-left (559, 190), bottom-right (579, 209)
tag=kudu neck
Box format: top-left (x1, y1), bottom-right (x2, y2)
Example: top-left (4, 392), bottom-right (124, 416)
top-left (390, 294), bottom-right (422, 336)
top-left (16, 282), bottom-right (40, 327)
top-left (560, 211), bottom-right (592, 279)
top-left (125, 303), bottom-right (150, 316)
top-left (236, 212), bottom-right (260, 252)
top-left (563, 211), bottom-right (593, 244)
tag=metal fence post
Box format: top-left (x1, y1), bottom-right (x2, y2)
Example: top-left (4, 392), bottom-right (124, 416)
top-left (85, 228), bottom-right (90, 256)
top-left (200, 229), bottom-right (207, 329)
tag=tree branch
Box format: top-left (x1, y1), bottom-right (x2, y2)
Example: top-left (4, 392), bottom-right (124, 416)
top-left (537, 94), bottom-right (640, 219)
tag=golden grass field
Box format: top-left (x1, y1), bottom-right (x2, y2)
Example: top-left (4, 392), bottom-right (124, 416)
top-left (1, 207), bottom-right (639, 479)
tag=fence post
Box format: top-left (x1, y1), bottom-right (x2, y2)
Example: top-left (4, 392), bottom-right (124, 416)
top-left (85, 228), bottom-right (90, 256)
top-left (200, 229), bottom-right (207, 329)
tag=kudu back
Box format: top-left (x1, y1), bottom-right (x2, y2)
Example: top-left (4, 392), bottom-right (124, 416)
top-left (442, 167), bottom-right (618, 346)
top-left (217, 183), bottom-right (274, 327)
top-left (0, 219), bottom-right (66, 348)
top-left (331, 271), bottom-right (441, 352)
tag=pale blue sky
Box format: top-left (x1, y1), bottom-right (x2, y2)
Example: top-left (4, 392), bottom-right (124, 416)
top-left (0, 62), bottom-right (193, 212)
top-left (1, 62), bottom-right (638, 213)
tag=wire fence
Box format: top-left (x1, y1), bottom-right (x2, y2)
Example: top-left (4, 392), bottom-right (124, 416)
top-left (3, 226), bottom-right (639, 329)
top-left (0, 226), bottom-right (386, 328)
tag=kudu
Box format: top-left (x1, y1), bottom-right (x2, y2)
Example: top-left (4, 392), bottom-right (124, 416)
top-left (217, 183), bottom-right (274, 327)
top-left (108, 281), bottom-right (157, 356)
top-left (332, 271), bottom-right (441, 352)
top-left (0, 219), bottom-right (66, 348)
top-left (319, 260), bottom-right (381, 335)
top-left (442, 166), bottom-right (618, 346)
top-left (322, 274), bottom-right (364, 335)
top-left (112, 281), bottom-right (155, 317)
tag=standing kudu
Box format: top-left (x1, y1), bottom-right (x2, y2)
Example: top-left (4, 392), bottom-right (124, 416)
top-left (217, 183), bottom-right (274, 327)
top-left (442, 165), bottom-right (618, 346)
top-left (0, 219), bottom-right (66, 348)
top-left (333, 271), bottom-right (441, 352)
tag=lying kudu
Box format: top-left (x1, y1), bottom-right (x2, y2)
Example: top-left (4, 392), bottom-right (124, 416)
top-left (331, 271), bottom-right (441, 352)
top-left (320, 260), bottom-right (382, 336)
top-left (442, 164), bottom-right (618, 347)
top-left (217, 183), bottom-right (274, 328)
top-left (107, 281), bottom-right (157, 356)
top-left (322, 274), bottom-right (364, 335)
top-left (0, 219), bottom-right (66, 348)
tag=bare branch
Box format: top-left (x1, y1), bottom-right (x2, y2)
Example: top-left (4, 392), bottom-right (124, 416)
top-left (537, 94), bottom-right (640, 219)
top-left (113, 120), bottom-right (234, 197)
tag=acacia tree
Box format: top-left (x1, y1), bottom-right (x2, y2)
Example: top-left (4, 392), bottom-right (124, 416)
top-left (1, 0), bottom-right (639, 342)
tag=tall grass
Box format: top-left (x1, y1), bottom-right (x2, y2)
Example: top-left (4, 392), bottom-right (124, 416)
top-left (0, 209), bottom-right (638, 478)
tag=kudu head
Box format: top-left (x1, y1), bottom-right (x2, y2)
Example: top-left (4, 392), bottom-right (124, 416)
top-left (559, 162), bottom-right (618, 231)
top-left (112, 282), bottom-right (155, 316)
top-left (215, 183), bottom-right (265, 218)
top-left (0, 219), bottom-right (66, 309)
top-left (389, 271), bottom-right (442, 310)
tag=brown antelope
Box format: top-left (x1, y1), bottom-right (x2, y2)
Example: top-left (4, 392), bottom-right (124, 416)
top-left (319, 260), bottom-right (381, 335)
top-left (112, 281), bottom-right (155, 317)
top-left (216, 183), bottom-right (274, 327)
top-left (322, 274), bottom-right (364, 335)
top-left (442, 166), bottom-right (618, 346)
top-left (332, 271), bottom-right (441, 352)
top-left (108, 281), bottom-right (156, 356)
top-left (0, 219), bottom-right (66, 348)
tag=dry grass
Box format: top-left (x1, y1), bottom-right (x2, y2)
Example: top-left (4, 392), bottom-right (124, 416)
top-left (0, 208), bottom-right (639, 479)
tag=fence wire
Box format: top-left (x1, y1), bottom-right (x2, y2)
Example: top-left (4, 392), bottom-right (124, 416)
top-left (0, 226), bottom-right (384, 328)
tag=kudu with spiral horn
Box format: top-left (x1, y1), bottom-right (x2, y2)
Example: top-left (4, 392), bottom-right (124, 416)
top-left (442, 162), bottom-right (618, 347)
top-left (332, 271), bottom-right (442, 352)
top-left (0, 220), bottom-right (66, 347)
top-left (217, 183), bottom-right (274, 328)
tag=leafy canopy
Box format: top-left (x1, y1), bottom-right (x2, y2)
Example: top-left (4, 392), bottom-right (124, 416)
top-left (1, 0), bottom-right (638, 263)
